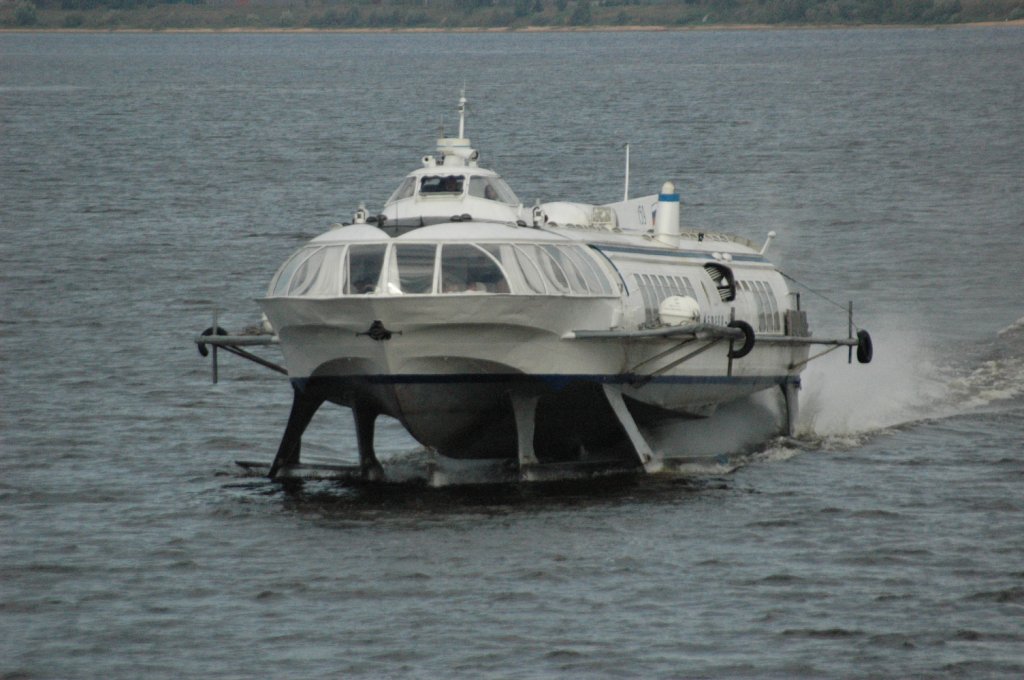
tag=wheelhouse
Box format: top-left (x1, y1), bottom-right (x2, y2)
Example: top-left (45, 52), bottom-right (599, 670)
top-left (387, 172), bottom-right (520, 206)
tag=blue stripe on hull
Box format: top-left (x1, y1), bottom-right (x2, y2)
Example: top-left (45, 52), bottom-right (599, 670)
top-left (294, 373), bottom-right (796, 390)
top-left (593, 243), bottom-right (767, 263)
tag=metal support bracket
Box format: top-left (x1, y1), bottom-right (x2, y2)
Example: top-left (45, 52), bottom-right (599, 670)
top-left (781, 379), bottom-right (800, 437)
top-left (268, 387), bottom-right (324, 479)
top-left (510, 393), bottom-right (541, 475)
top-left (630, 340), bottom-right (721, 387)
top-left (353, 402), bottom-right (385, 481)
top-left (602, 384), bottom-right (661, 473)
top-left (195, 325), bottom-right (283, 383)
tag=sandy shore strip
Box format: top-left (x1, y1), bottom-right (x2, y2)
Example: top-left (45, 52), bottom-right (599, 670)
top-left (2, 19), bottom-right (1022, 34)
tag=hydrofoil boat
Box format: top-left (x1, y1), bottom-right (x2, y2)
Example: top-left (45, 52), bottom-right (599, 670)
top-left (197, 94), bottom-right (873, 484)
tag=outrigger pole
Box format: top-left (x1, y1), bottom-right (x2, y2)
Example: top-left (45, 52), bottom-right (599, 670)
top-left (196, 318), bottom-right (385, 482)
top-left (195, 327), bottom-right (284, 384)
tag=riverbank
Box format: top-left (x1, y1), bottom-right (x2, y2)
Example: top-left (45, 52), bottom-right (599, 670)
top-left (3, 0), bottom-right (1023, 33)
top-left (3, 19), bottom-right (1023, 34)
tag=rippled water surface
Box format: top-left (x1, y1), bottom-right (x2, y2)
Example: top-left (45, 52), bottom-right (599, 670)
top-left (2, 27), bottom-right (1023, 678)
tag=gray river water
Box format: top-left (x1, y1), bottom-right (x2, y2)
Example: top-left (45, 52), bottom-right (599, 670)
top-left (2, 26), bottom-right (1023, 678)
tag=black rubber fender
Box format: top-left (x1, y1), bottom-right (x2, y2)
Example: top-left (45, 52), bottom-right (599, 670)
top-left (856, 329), bottom-right (873, 364)
top-left (727, 319), bottom-right (756, 359)
top-left (197, 326), bottom-right (228, 357)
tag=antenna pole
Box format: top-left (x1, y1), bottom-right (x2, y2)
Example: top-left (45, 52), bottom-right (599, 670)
top-left (458, 89), bottom-right (467, 139)
top-left (623, 143), bottom-right (630, 201)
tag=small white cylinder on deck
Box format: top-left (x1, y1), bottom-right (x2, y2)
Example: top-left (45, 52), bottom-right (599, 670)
top-left (655, 181), bottom-right (680, 247)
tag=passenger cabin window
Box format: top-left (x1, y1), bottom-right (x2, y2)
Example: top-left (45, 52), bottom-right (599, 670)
top-left (737, 280), bottom-right (781, 333)
top-left (270, 246), bottom-right (344, 297)
top-left (391, 244), bottom-right (437, 294)
top-left (269, 242), bottom-right (615, 298)
top-left (346, 244), bottom-right (386, 294)
top-left (501, 245), bottom-right (547, 294)
top-left (287, 248), bottom-right (329, 297)
top-left (270, 246), bottom-right (318, 296)
top-left (632, 273), bottom-right (698, 327)
top-left (516, 244), bottom-right (570, 293)
top-left (420, 175), bottom-right (464, 195)
top-left (440, 244), bottom-right (510, 294)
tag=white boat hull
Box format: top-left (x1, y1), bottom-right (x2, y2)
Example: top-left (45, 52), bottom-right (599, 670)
top-left (260, 295), bottom-right (805, 463)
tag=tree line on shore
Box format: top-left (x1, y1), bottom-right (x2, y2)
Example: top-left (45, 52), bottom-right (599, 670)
top-left (4, 0), bottom-right (1022, 30)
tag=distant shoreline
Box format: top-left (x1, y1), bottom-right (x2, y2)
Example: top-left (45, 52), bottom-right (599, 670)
top-left (2, 19), bottom-right (1023, 34)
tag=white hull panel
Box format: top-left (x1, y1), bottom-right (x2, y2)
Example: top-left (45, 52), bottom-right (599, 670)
top-left (260, 295), bottom-right (805, 462)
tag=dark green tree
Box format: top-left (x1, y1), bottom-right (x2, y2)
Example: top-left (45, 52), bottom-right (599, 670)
top-left (15, 0), bottom-right (39, 25)
top-left (569, 0), bottom-right (591, 23)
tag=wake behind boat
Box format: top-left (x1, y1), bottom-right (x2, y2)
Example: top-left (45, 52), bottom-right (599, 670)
top-left (197, 94), bottom-right (873, 484)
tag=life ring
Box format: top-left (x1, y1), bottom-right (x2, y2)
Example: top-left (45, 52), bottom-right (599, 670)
top-left (856, 329), bottom-right (873, 364)
top-left (727, 319), bottom-right (756, 359)
top-left (197, 326), bottom-right (228, 357)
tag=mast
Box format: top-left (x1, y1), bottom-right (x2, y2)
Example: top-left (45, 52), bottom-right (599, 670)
top-left (436, 90), bottom-right (476, 166)
top-left (623, 143), bottom-right (631, 201)
top-left (457, 89), bottom-right (467, 140)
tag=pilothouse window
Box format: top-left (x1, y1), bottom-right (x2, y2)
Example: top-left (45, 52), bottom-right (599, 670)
top-left (467, 176), bottom-right (520, 206)
top-left (420, 175), bottom-right (465, 195)
top-left (387, 177), bottom-right (416, 203)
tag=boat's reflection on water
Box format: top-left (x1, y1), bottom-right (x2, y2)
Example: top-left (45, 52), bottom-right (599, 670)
top-left (219, 389), bottom-right (796, 517)
top-left (220, 451), bottom-right (750, 521)
top-left (280, 474), bottom-right (731, 518)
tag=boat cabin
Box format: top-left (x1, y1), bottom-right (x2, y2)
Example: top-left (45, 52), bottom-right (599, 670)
top-left (267, 224), bottom-right (618, 299)
top-left (377, 137), bottom-right (525, 229)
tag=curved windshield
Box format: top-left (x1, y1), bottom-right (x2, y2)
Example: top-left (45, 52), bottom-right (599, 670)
top-left (440, 244), bottom-right (509, 294)
top-left (269, 242), bottom-right (614, 298)
top-left (270, 246), bottom-right (318, 296)
top-left (386, 177), bottom-right (416, 204)
top-left (468, 176), bottom-right (520, 206)
top-left (269, 246), bottom-right (345, 297)
top-left (391, 244), bottom-right (437, 294)
top-left (346, 244), bottom-right (387, 294)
